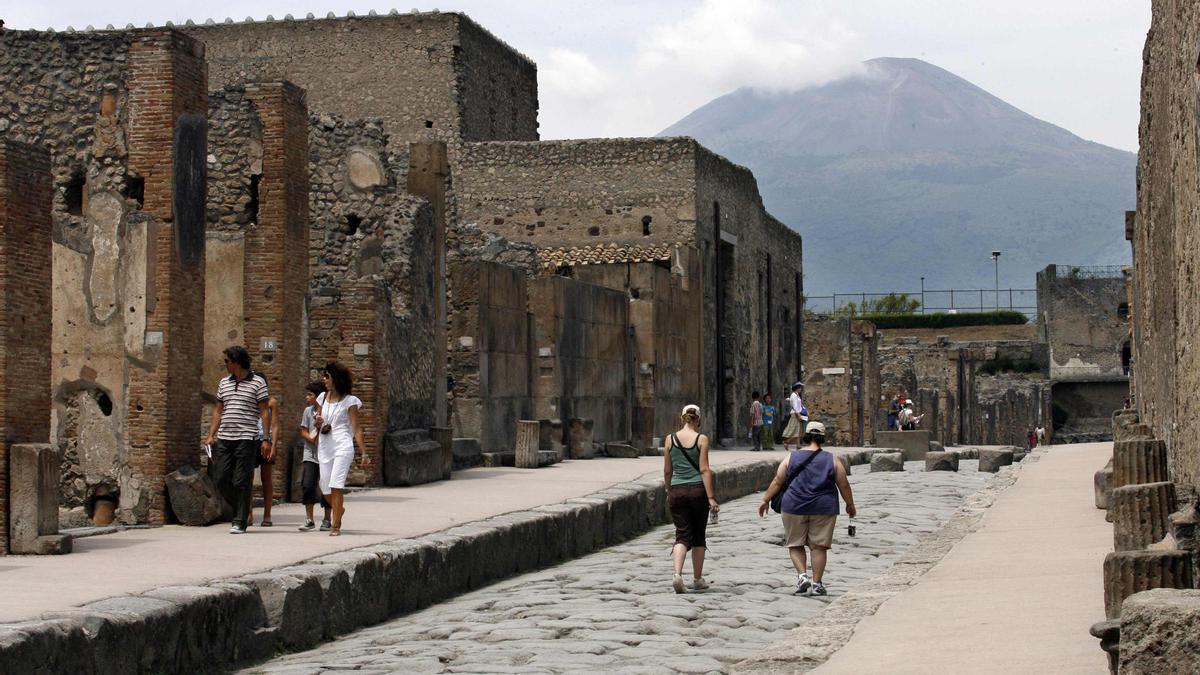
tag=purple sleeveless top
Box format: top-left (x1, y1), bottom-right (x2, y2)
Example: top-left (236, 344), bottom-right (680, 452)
top-left (781, 450), bottom-right (839, 516)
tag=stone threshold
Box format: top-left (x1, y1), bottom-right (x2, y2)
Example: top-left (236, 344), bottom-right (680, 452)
top-left (732, 449), bottom-right (1039, 673)
top-left (0, 456), bottom-right (797, 673)
top-left (59, 524), bottom-right (153, 540)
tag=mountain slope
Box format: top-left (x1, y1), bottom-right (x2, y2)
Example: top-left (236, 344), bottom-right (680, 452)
top-left (660, 57), bottom-right (1135, 301)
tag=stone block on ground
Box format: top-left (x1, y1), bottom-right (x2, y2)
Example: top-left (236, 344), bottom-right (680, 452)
top-left (165, 464), bottom-right (226, 527)
top-left (1103, 550), bottom-right (1194, 619)
top-left (537, 450), bottom-right (561, 467)
top-left (604, 442), bottom-right (640, 458)
top-left (870, 452), bottom-right (904, 472)
top-left (928, 440), bottom-right (945, 454)
top-left (452, 438), bottom-right (481, 469)
top-left (1095, 459), bottom-right (1114, 510)
top-left (1111, 481), bottom-right (1175, 551)
top-left (925, 451), bottom-right (959, 472)
top-left (1119, 589), bottom-right (1200, 673)
top-left (515, 420), bottom-right (540, 469)
top-left (569, 418), bottom-right (595, 459)
top-left (428, 426), bottom-right (452, 479)
top-left (875, 430), bottom-right (932, 460)
top-left (481, 452), bottom-right (514, 467)
top-left (978, 448), bottom-right (1014, 473)
top-left (382, 429), bottom-right (444, 486)
top-left (10, 443), bottom-right (73, 554)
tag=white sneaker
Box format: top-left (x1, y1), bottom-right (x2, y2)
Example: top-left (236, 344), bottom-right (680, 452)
top-left (672, 574), bottom-right (685, 594)
top-left (692, 577), bottom-right (710, 591)
top-left (229, 526), bottom-right (245, 534)
top-left (796, 573), bottom-right (811, 595)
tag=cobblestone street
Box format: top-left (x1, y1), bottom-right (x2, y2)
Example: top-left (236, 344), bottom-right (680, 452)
top-left (249, 460), bottom-right (992, 674)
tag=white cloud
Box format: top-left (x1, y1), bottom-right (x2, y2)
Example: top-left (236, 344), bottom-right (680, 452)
top-left (539, 48), bottom-right (617, 100)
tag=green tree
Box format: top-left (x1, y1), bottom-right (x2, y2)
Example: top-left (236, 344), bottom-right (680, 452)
top-left (861, 293), bottom-right (921, 315)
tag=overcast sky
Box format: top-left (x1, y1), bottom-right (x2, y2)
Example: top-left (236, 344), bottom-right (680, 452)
top-left (6, 1), bottom-right (1149, 151)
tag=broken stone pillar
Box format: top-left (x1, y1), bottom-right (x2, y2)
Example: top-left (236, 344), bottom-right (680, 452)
top-left (569, 418), bottom-right (595, 459)
top-left (1111, 481), bottom-right (1175, 551)
top-left (1119, 589), bottom-right (1200, 673)
top-left (1111, 439), bottom-right (1169, 489)
top-left (925, 451), bottom-right (959, 472)
top-left (1103, 550), bottom-right (1194, 619)
top-left (870, 452), bottom-right (904, 472)
top-left (978, 448), bottom-right (1014, 473)
top-left (429, 427), bottom-right (452, 479)
top-left (1095, 459), bottom-right (1114, 510)
top-left (165, 465), bottom-right (227, 526)
top-left (515, 420), bottom-right (540, 469)
top-left (1170, 504), bottom-right (1200, 585)
top-left (604, 442), bottom-right (640, 458)
top-left (538, 419), bottom-right (563, 459)
top-left (1112, 409), bottom-right (1141, 442)
top-left (1088, 619), bottom-right (1120, 675)
top-left (9, 444), bottom-right (71, 554)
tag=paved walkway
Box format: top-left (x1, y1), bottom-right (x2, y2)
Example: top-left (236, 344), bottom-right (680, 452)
top-left (815, 442), bottom-right (1112, 674)
top-left (0, 450), bottom-right (776, 623)
top-left (247, 460), bottom-right (992, 673)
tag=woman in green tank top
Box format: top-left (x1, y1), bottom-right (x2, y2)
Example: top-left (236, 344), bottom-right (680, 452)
top-left (662, 404), bottom-right (719, 593)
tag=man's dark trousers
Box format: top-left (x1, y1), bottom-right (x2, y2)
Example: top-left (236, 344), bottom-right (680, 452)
top-left (212, 439), bottom-right (257, 528)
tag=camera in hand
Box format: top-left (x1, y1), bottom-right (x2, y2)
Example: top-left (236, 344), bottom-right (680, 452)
top-left (847, 519), bottom-right (857, 537)
top-left (321, 423), bottom-right (332, 434)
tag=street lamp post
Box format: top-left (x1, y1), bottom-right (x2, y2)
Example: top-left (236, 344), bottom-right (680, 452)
top-left (990, 250), bottom-right (1001, 310)
top-left (920, 276), bottom-right (925, 314)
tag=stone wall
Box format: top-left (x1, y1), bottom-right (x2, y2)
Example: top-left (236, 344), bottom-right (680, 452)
top-left (528, 276), bottom-right (631, 446)
top-left (183, 12), bottom-right (538, 148)
top-left (802, 319), bottom-right (879, 445)
top-left (455, 138), bottom-right (803, 443)
top-left (1129, 0), bottom-right (1200, 492)
top-left (1036, 264), bottom-right (1129, 379)
top-left (0, 141), bottom-right (55, 553)
top-left (1, 28), bottom-right (208, 525)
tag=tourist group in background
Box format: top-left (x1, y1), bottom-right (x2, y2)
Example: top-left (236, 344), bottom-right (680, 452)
top-left (205, 345), bottom-right (368, 536)
top-left (749, 382), bottom-right (808, 451)
top-left (887, 391), bottom-right (924, 431)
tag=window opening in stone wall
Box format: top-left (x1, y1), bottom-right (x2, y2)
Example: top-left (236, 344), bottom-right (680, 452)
top-left (1118, 302), bottom-right (1129, 319)
top-left (123, 175), bottom-right (145, 207)
top-left (94, 390), bottom-right (113, 417)
top-left (425, 120), bottom-right (433, 128)
top-left (65, 169), bottom-right (86, 216)
top-left (1122, 340), bottom-right (1131, 376)
top-left (587, 226), bottom-right (600, 236)
top-left (345, 213), bottom-right (363, 236)
top-left (245, 174), bottom-right (260, 224)
top-left (642, 215), bottom-right (652, 237)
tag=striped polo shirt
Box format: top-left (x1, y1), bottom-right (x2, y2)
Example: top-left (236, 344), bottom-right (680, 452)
top-left (216, 371), bottom-right (269, 441)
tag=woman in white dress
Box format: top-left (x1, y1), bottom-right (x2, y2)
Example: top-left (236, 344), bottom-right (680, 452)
top-left (315, 361), bottom-right (369, 536)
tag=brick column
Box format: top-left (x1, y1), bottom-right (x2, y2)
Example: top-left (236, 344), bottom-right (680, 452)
top-left (0, 141), bottom-right (53, 553)
top-left (309, 283), bottom-right (387, 485)
top-left (244, 82), bottom-right (309, 498)
top-left (125, 30), bottom-right (208, 524)
top-left (407, 142), bottom-right (448, 427)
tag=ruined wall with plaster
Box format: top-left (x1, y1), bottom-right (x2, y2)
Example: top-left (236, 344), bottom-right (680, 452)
top-left (528, 276), bottom-right (630, 446)
top-left (1129, 0), bottom-right (1200, 491)
top-left (1036, 264), bottom-right (1129, 379)
top-left (802, 319), bottom-right (879, 446)
top-left (183, 12), bottom-right (537, 148)
top-left (1, 28), bottom-right (207, 525)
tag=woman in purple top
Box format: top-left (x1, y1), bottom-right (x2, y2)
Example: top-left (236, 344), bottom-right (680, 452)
top-left (758, 421), bottom-right (857, 596)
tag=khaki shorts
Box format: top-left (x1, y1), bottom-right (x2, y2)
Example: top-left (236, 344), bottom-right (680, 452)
top-left (782, 513), bottom-right (836, 549)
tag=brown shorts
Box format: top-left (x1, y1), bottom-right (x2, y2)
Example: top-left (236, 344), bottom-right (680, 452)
top-left (782, 514), bottom-right (836, 549)
top-left (668, 483), bottom-right (710, 550)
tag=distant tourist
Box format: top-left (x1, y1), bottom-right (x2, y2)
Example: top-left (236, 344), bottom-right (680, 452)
top-left (780, 382), bottom-right (806, 450)
top-left (762, 393), bottom-right (777, 450)
top-left (749, 391), bottom-right (764, 451)
top-left (662, 404), bottom-right (719, 593)
top-left (898, 403), bottom-right (924, 430)
top-left (247, 395), bottom-right (281, 527)
top-left (1036, 425), bottom-right (1046, 446)
top-left (316, 361), bottom-right (370, 536)
top-left (888, 393), bottom-right (904, 430)
top-left (204, 346), bottom-right (270, 534)
top-left (757, 421), bottom-right (857, 597)
top-left (298, 382), bottom-right (332, 532)
top-left (1027, 429), bottom-right (1037, 450)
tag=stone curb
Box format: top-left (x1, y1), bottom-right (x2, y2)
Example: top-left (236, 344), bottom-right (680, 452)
top-left (0, 456), bottom-right (807, 673)
top-left (731, 447), bottom-right (1039, 674)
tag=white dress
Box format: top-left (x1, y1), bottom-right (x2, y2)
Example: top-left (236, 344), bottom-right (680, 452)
top-left (317, 392), bottom-right (362, 493)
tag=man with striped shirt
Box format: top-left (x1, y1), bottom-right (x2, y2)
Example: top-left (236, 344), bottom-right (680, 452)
top-left (204, 345), bottom-right (271, 534)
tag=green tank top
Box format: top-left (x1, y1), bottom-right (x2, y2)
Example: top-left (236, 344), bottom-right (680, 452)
top-left (670, 434), bottom-right (703, 486)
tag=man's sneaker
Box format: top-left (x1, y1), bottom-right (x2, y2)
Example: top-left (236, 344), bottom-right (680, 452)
top-left (811, 581), bottom-right (828, 596)
top-left (319, 520), bottom-right (332, 531)
top-left (692, 577), bottom-right (710, 591)
top-left (298, 520), bottom-right (316, 532)
top-left (796, 573), bottom-right (812, 595)
top-left (229, 526), bottom-right (246, 534)
top-left (672, 574), bottom-right (686, 594)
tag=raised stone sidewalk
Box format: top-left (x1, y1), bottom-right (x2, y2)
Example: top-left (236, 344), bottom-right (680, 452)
top-left (0, 449), bottom-right (794, 672)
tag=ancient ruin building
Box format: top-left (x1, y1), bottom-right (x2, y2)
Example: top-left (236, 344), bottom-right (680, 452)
top-left (801, 319), bottom-right (879, 445)
top-left (0, 28), bottom-right (208, 525)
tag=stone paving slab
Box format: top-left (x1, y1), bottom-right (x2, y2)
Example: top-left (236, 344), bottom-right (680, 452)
top-left (245, 460), bottom-right (994, 674)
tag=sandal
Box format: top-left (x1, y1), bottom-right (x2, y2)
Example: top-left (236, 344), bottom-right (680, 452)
top-left (329, 528), bottom-right (341, 537)
top-left (261, 520), bottom-right (273, 527)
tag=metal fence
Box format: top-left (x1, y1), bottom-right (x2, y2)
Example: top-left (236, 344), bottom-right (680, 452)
top-left (806, 288), bottom-right (1038, 318)
top-left (1043, 264), bottom-right (1125, 280)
